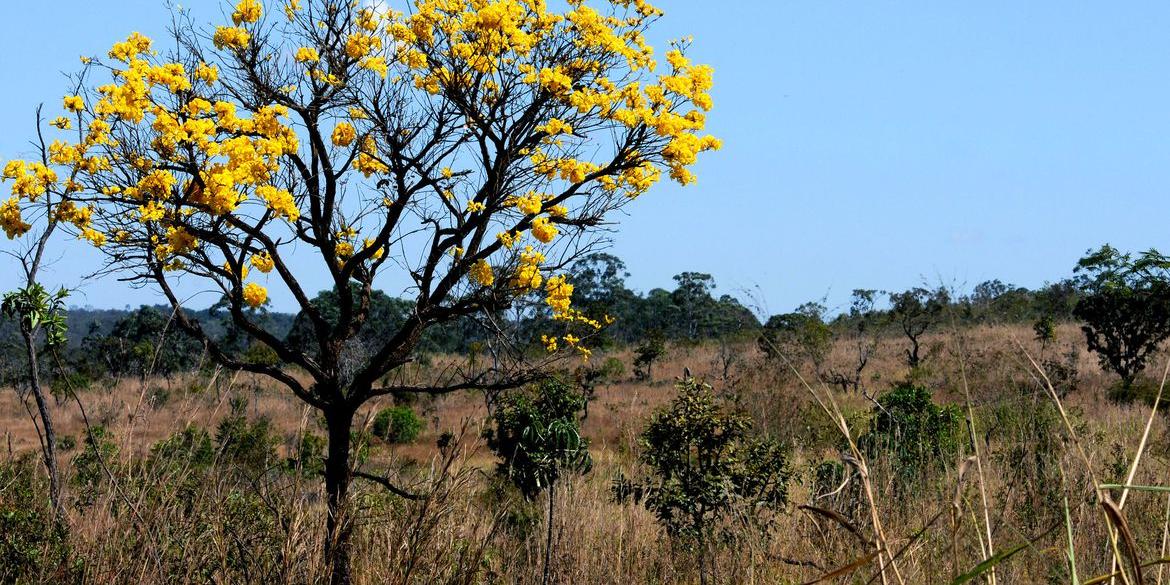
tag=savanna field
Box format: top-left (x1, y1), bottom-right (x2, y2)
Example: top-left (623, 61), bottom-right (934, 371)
top-left (4, 320), bottom-right (1170, 584)
top-left (3, 0), bottom-right (1170, 584)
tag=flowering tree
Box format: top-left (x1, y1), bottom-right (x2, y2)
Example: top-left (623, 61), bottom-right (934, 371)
top-left (0, 0), bottom-right (718, 581)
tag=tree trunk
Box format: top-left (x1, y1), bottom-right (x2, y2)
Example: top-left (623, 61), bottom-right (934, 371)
top-left (543, 481), bottom-right (556, 585)
top-left (324, 406), bottom-right (355, 585)
top-left (22, 329), bottom-right (61, 521)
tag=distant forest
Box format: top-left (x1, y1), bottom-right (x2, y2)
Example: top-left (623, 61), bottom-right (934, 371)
top-left (0, 252), bottom-right (1083, 384)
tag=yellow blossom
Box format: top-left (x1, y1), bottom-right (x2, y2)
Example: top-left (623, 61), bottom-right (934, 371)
top-left (0, 197), bottom-right (30, 239)
top-left (232, 0), bottom-right (263, 25)
top-left (295, 46), bottom-right (319, 63)
top-left (332, 122), bottom-right (356, 147)
top-left (213, 26), bottom-right (251, 50)
top-left (195, 62), bottom-right (219, 84)
top-left (63, 95), bottom-right (84, 112)
top-left (530, 216), bottom-right (558, 243)
top-left (469, 259), bottom-right (494, 286)
top-left (250, 252), bottom-right (275, 273)
top-left (545, 275), bottom-right (573, 316)
top-left (242, 282), bottom-right (268, 308)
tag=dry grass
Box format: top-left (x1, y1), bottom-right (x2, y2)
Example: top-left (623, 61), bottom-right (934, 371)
top-left (4, 322), bottom-right (1170, 584)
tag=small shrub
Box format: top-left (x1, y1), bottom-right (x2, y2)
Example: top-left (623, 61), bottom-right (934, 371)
top-left (859, 384), bottom-right (962, 479)
top-left (71, 425), bottom-right (118, 507)
top-left (633, 330), bottom-right (666, 381)
top-left (216, 401), bottom-right (278, 473)
top-left (600, 357), bottom-right (625, 380)
top-left (151, 425), bottom-right (215, 469)
top-left (485, 378), bottom-right (591, 499)
top-left (0, 456), bottom-right (73, 583)
top-left (372, 406), bottom-right (422, 444)
top-left (288, 432), bottom-right (326, 475)
top-left (632, 377), bottom-right (791, 571)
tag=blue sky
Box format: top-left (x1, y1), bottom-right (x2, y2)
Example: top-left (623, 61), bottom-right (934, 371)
top-left (2, 1), bottom-right (1168, 315)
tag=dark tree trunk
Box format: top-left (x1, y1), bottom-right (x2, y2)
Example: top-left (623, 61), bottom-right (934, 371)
top-left (22, 329), bottom-right (61, 521)
top-left (324, 405), bottom-right (355, 585)
top-left (543, 481), bottom-right (556, 585)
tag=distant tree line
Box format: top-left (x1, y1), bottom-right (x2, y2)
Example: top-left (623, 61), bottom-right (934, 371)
top-left (0, 249), bottom-right (1139, 392)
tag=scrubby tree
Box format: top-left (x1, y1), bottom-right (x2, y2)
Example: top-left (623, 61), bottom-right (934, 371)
top-left (633, 328), bottom-right (666, 381)
top-left (1, 284), bottom-right (69, 519)
top-left (888, 286), bottom-right (949, 368)
top-left (634, 378), bottom-right (790, 584)
top-left (1072, 245), bottom-right (1170, 390)
top-left (758, 301), bottom-right (832, 370)
top-left (0, 1), bottom-right (719, 581)
top-left (102, 305), bottom-right (204, 379)
top-left (486, 378), bottom-right (590, 585)
top-left (824, 289), bottom-right (883, 393)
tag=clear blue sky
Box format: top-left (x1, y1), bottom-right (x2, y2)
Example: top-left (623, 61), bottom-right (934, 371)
top-left (2, 1), bottom-right (1168, 315)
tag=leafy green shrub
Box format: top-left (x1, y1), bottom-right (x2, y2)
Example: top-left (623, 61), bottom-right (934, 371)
top-left (372, 406), bottom-right (422, 444)
top-left (631, 378), bottom-right (791, 557)
top-left (151, 425), bottom-right (215, 469)
top-left (600, 357), bottom-right (624, 380)
top-left (486, 378), bottom-right (591, 499)
top-left (487, 378), bottom-right (591, 585)
top-left (216, 400), bottom-right (278, 473)
top-left (49, 371), bottom-right (92, 400)
top-left (288, 432), bottom-right (326, 475)
top-left (859, 384), bottom-right (962, 478)
top-left (0, 456), bottom-right (73, 583)
top-left (71, 425), bottom-right (118, 507)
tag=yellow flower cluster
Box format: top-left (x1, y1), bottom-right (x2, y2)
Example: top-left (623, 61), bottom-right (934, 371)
top-left (232, 0), bottom-right (263, 25)
top-left (295, 46), bottom-right (319, 63)
top-left (213, 26), bottom-right (251, 50)
top-left (469, 259), bottom-right (494, 286)
top-left (242, 282), bottom-right (268, 308)
top-left (544, 274), bottom-right (573, 316)
top-left (538, 118), bottom-right (572, 136)
top-left (512, 246), bottom-right (544, 290)
top-left (332, 122), bottom-right (357, 147)
top-left (0, 197), bottom-right (30, 238)
top-left (257, 185), bottom-right (300, 222)
top-left (250, 251), bottom-right (275, 273)
top-left (530, 216), bottom-right (558, 244)
top-left (154, 225), bottom-right (198, 261)
top-left (513, 192), bottom-right (542, 215)
top-left (3, 160), bottom-right (57, 200)
top-left (108, 31), bottom-right (152, 62)
top-left (63, 95), bottom-right (84, 112)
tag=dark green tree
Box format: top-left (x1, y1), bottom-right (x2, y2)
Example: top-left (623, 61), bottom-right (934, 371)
top-left (1072, 245), bottom-right (1170, 390)
top-left (635, 378), bottom-right (790, 584)
top-left (486, 378), bottom-right (591, 585)
top-left (89, 306), bottom-right (203, 380)
top-left (888, 287), bottom-right (949, 368)
top-left (633, 329), bottom-right (667, 382)
top-left (759, 301), bottom-right (832, 374)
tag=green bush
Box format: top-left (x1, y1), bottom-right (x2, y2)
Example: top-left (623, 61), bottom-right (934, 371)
top-left (859, 384), bottom-right (962, 478)
top-left (485, 378), bottom-right (591, 499)
top-left (0, 456), bottom-right (73, 583)
top-left (216, 399), bottom-right (278, 473)
top-left (634, 378), bottom-right (790, 544)
top-left (372, 406), bottom-right (422, 444)
top-left (151, 425), bottom-right (215, 469)
top-left (72, 425), bottom-right (118, 507)
top-left (288, 432), bottom-right (326, 475)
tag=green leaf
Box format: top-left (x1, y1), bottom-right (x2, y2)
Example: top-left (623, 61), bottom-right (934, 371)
top-left (948, 541), bottom-right (1030, 585)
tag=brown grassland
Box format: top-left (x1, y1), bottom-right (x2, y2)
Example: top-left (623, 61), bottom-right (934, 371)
top-left (3, 322), bottom-right (1170, 584)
